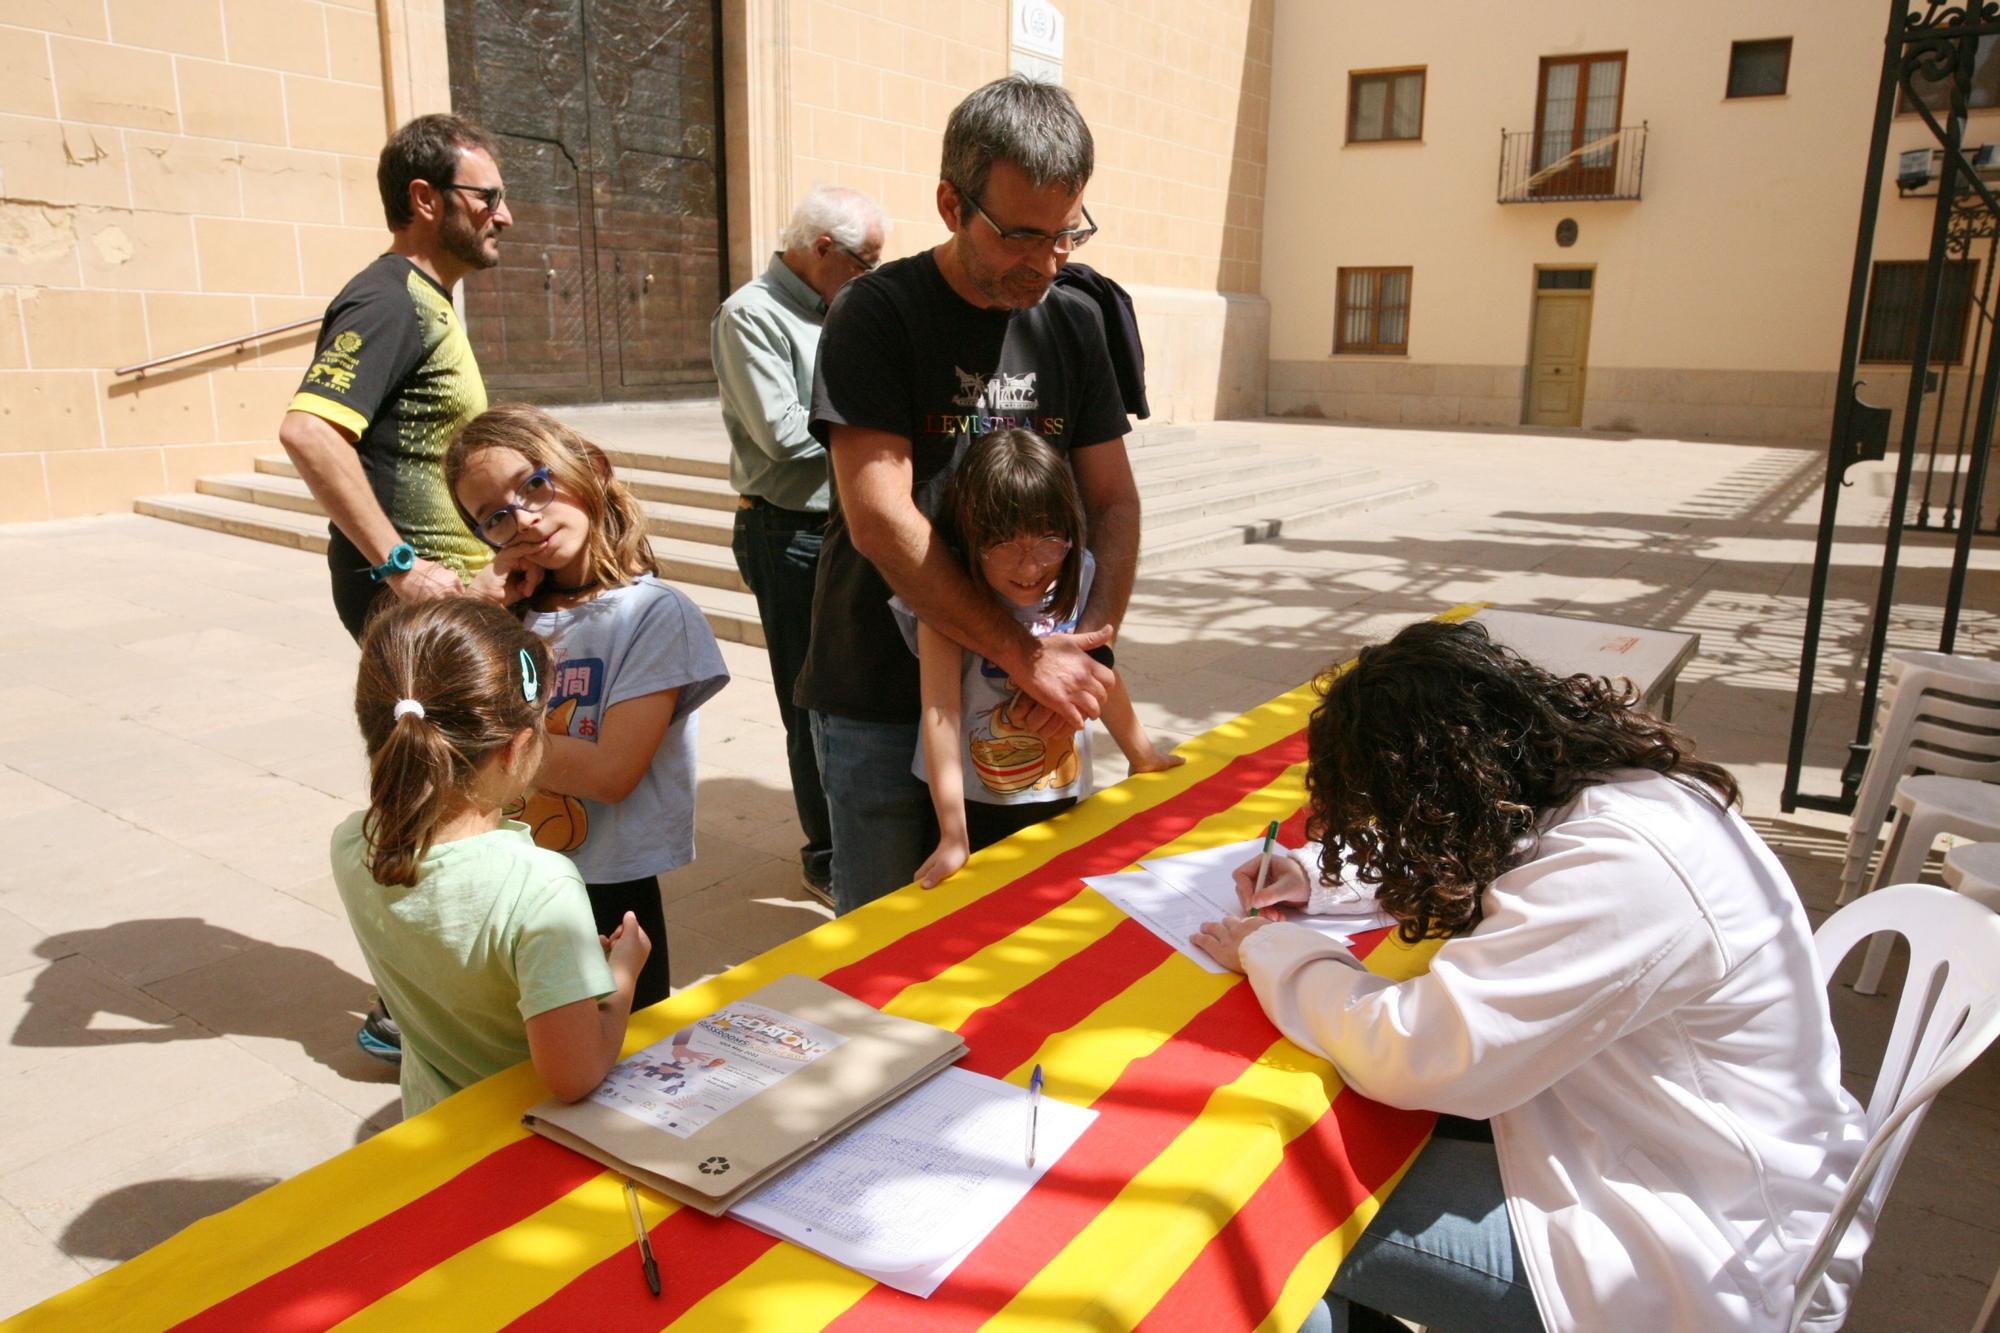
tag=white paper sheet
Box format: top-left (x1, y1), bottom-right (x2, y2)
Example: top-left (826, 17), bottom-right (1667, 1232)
top-left (1088, 839), bottom-right (1396, 972)
top-left (729, 1066), bottom-right (1095, 1298)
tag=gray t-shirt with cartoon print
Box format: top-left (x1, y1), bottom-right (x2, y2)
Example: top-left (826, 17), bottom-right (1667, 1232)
top-left (518, 576), bottom-right (729, 880)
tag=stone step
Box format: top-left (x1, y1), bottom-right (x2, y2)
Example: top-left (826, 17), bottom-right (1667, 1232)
top-left (131, 492), bottom-right (765, 647)
top-left (199, 472), bottom-right (325, 516)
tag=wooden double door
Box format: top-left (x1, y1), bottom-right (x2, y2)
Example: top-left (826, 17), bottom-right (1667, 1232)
top-left (444, 0), bottom-right (726, 403)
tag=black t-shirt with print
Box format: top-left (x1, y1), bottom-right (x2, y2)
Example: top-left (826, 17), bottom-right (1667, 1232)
top-left (795, 249), bottom-right (1130, 723)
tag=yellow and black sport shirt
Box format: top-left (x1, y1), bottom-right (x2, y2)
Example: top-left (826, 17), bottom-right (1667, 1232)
top-left (290, 254), bottom-right (491, 577)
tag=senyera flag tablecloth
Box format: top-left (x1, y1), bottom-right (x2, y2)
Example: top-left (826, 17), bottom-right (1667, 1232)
top-left (8, 610), bottom-right (1479, 1333)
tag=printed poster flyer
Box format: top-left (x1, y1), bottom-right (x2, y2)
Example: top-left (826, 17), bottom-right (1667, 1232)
top-left (589, 1002), bottom-right (849, 1139)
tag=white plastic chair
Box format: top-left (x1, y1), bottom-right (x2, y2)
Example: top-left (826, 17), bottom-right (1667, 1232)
top-left (1945, 842), bottom-right (2000, 910)
top-left (1791, 884), bottom-right (2000, 1333)
top-left (1841, 671), bottom-right (2000, 902)
top-left (1853, 777), bottom-right (2000, 993)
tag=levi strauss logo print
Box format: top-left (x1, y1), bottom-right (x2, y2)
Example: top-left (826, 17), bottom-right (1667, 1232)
top-left (932, 367), bottom-right (1063, 438)
top-left (950, 367), bottom-right (1039, 410)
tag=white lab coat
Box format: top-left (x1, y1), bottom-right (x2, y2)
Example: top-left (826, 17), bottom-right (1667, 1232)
top-left (1239, 771), bottom-right (1869, 1333)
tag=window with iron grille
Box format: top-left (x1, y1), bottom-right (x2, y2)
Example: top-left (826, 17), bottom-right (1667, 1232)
top-left (1860, 260), bottom-right (1976, 363)
top-left (1336, 267), bottom-right (1412, 354)
top-left (1348, 68), bottom-right (1425, 142)
top-left (1726, 38), bottom-right (1791, 98)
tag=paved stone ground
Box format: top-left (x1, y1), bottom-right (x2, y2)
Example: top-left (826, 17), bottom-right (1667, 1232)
top-left (1, 417), bottom-right (1995, 1327)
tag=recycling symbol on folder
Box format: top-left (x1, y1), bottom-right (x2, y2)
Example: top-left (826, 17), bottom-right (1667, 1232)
top-left (698, 1156), bottom-right (731, 1175)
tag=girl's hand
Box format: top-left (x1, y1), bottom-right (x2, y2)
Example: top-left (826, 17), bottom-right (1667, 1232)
top-left (1126, 748), bottom-right (1186, 776)
top-left (603, 911), bottom-right (652, 990)
top-left (916, 836), bottom-right (969, 889)
top-left (1191, 914), bottom-right (1271, 974)
top-left (1232, 850), bottom-right (1310, 916)
top-left (467, 543), bottom-right (544, 605)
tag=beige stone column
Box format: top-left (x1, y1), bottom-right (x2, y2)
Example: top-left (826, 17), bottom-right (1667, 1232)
top-left (375, 0), bottom-right (455, 132)
top-left (721, 0), bottom-right (794, 290)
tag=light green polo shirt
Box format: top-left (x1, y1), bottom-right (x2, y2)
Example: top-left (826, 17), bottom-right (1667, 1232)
top-left (331, 813), bottom-right (614, 1116)
top-left (710, 252), bottom-right (830, 513)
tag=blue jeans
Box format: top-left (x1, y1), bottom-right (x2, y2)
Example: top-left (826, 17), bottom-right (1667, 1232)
top-left (808, 711), bottom-right (934, 916)
top-left (731, 502), bottom-right (833, 888)
top-left (1300, 1126), bottom-right (1544, 1333)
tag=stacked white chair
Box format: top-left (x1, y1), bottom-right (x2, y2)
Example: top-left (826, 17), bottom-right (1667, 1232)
top-left (1837, 651), bottom-right (2000, 907)
top-left (1792, 885), bottom-right (2000, 1333)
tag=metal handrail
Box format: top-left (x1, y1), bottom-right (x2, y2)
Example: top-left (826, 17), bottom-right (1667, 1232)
top-left (113, 316), bottom-right (322, 379)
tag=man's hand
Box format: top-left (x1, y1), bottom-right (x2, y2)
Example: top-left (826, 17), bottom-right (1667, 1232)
top-left (1010, 625), bottom-right (1116, 734)
top-left (465, 546), bottom-right (543, 605)
top-left (1233, 851), bottom-right (1311, 917)
top-left (386, 556), bottom-right (463, 602)
top-left (1191, 914), bottom-right (1271, 974)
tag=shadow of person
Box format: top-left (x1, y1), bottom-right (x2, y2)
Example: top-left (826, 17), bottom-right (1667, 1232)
top-left (58, 1175), bottom-right (281, 1264)
top-left (12, 918), bottom-right (387, 1081)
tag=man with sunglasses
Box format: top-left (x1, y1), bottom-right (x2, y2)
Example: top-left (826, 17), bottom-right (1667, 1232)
top-left (280, 113), bottom-right (513, 645)
top-left (796, 76), bottom-right (1142, 915)
top-left (279, 113), bottom-right (511, 1063)
top-left (712, 186), bottom-right (887, 908)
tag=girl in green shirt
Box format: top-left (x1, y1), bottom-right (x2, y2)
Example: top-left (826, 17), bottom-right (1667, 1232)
top-left (333, 597), bottom-right (651, 1115)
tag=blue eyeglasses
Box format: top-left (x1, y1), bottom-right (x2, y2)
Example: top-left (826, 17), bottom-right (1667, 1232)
top-left (472, 466), bottom-right (557, 548)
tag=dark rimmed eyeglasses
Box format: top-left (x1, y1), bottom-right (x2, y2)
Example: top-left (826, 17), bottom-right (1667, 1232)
top-left (473, 466), bottom-right (555, 548)
top-left (437, 181), bottom-right (506, 212)
top-left (952, 182), bottom-right (1097, 255)
top-left (835, 243), bottom-right (879, 272)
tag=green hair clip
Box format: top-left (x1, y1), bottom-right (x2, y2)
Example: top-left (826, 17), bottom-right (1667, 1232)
top-left (519, 647), bottom-right (539, 702)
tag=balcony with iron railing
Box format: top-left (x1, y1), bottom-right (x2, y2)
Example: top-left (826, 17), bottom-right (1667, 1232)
top-left (1498, 123), bottom-right (1648, 204)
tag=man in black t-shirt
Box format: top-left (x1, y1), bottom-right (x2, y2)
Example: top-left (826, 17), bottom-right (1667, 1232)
top-left (797, 76), bottom-right (1141, 914)
top-left (280, 114), bottom-right (512, 641)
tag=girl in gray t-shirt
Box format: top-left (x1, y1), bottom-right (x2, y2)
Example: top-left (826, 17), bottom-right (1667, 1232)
top-left (896, 427), bottom-right (1181, 891)
top-left (448, 405), bottom-right (729, 1009)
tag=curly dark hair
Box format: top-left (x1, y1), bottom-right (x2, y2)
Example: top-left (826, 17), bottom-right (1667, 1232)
top-left (1304, 619), bottom-right (1739, 944)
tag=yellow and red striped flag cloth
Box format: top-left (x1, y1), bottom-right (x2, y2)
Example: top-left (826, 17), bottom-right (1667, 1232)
top-left (9, 612), bottom-right (1476, 1333)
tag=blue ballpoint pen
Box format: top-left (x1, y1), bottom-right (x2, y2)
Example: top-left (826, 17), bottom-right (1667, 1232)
top-left (1026, 1064), bottom-right (1045, 1169)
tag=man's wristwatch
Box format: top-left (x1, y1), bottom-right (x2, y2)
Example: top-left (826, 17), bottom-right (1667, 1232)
top-left (368, 542), bottom-right (417, 583)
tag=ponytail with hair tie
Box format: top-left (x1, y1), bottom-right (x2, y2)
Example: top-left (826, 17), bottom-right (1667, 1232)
top-left (353, 599), bottom-right (550, 887)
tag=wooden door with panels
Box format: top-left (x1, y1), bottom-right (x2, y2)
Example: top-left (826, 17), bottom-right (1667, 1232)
top-left (443, 0), bottom-right (725, 403)
top-left (1525, 268), bottom-right (1594, 428)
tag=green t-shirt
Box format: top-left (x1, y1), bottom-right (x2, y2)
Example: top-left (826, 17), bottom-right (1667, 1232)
top-left (331, 812), bottom-right (614, 1116)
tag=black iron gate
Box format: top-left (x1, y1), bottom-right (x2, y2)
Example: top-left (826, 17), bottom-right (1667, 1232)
top-left (1782, 0), bottom-right (2000, 813)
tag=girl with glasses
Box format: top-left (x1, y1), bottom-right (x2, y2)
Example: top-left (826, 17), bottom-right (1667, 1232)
top-left (896, 427), bottom-right (1181, 890)
top-left (446, 404), bottom-right (729, 1010)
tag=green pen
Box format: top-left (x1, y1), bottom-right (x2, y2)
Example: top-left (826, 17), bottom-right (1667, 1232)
top-left (1250, 819), bottom-right (1281, 917)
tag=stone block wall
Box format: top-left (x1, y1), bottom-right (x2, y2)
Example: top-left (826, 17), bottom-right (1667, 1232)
top-left (0, 1), bottom-right (449, 521)
top-left (1268, 361), bottom-right (1840, 442)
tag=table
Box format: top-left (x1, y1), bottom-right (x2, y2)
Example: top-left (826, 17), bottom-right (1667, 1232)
top-left (7, 622), bottom-right (1469, 1333)
top-left (1471, 607), bottom-right (1700, 719)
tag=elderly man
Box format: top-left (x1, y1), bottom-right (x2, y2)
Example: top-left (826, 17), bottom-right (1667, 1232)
top-left (796, 76), bottom-right (1141, 914)
top-left (280, 113), bottom-right (511, 642)
top-left (279, 113), bottom-right (510, 1063)
top-left (712, 186), bottom-right (886, 906)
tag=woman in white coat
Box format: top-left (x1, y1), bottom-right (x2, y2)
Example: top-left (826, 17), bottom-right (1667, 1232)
top-left (1193, 620), bottom-right (1869, 1333)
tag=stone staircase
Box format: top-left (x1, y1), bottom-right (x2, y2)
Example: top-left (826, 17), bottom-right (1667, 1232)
top-left (133, 405), bottom-right (1432, 648)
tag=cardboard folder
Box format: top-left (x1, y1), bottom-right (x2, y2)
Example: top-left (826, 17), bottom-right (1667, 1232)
top-left (522, 973), bottom-right (967, 1215)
